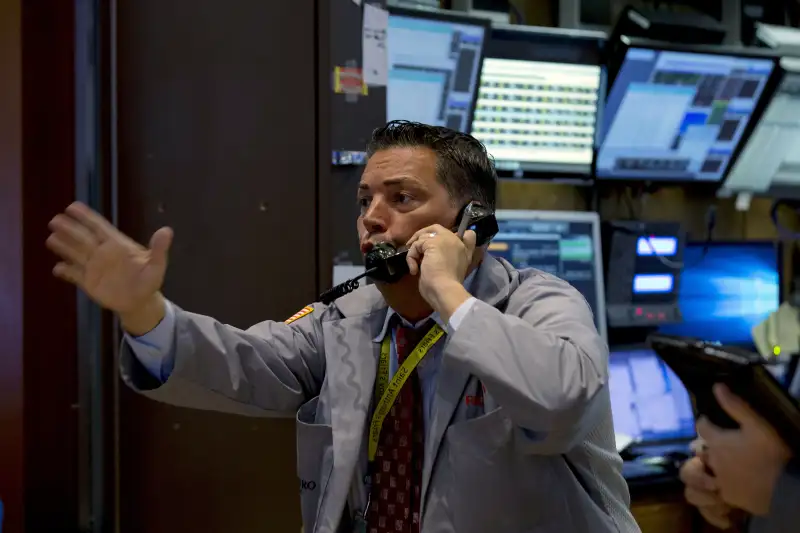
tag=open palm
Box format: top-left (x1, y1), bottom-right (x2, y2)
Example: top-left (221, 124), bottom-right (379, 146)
top-left (47, 202), bottom-right (173, 314)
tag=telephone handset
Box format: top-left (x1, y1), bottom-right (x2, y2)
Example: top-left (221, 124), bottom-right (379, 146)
top-left (319, 201), bottom-right (498, 304)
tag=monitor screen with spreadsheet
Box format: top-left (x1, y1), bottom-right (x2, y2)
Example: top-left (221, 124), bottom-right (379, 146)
top-left (722, 58), bottom-right (800, 196)
top-left (609, 347), bottom-right (696, 444)
top-left (387, 7), bottom-right (489, 133)
top-left (490, 210), bottom-right (607, 341)
top-left (657, 241), bottom-right (782, 346)
top-left (597, 44), bottom-right (777, 182)
top-left (470, 26), bottom-right (606, 177)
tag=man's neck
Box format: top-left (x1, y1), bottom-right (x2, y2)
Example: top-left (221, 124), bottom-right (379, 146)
top-left (379, 277), bottom-right (433, 323)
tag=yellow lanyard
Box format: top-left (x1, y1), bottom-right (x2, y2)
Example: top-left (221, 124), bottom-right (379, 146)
top-left (367, 323), bottom-right (445, 462)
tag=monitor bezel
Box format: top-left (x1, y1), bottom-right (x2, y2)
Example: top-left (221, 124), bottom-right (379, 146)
top-left (387, 5), bottom-right (492, 135)
top-left (721, 56), bottom-right (800, 199)
top-left (596, 36), bottom-right (783, 187)
top-left (493, 209), bottom-right (608, 343)
top-left (474, 24), bottom-right (608, 183)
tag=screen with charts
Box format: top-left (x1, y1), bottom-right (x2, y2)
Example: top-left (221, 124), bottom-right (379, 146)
top-left (597, 47), bottom-right (775, 182)
top-left (471, 28), bottom-right (605, 175)
top-left (387, 10), bottom-right (488, 133)
top-left (658, 242), bottom-right (781, 345)
top-left (489, 210), bottom-right (607, 340)
top-left (722, 63), bottom-right (800, 195)
top-left (609, 347), bottom-right (696, 444)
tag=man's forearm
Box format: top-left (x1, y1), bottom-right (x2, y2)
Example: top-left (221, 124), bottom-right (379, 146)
top-left (119, 292), bottom-right (167, 336)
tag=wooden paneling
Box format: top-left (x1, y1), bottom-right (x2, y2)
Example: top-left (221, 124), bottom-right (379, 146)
top-left (0, 1), bottom-right (25, 531)
top-left (21, 1), bottom-right (81, 531)
top-left (0, 1), bottom-right (80, 532)
top-left (115, 2), bottom-right (319, 532)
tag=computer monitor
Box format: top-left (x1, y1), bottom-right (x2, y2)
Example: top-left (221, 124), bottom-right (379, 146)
top-left (609, 346), bottom-right (696, 444)
top-left (658, 241), bottom-right (782, 346)
top-left (470, 25), bottom-right (606, 178)
top-left (721, 57), bottom-right (800, 198)
top-left (489, 210), bottom-right (607, 341)
top-left (602, 221), bottom-right (686, 328)
top-left (387, 6), bottom-right (490, 133)
top-left (596, 38), bottom-right (779, 183)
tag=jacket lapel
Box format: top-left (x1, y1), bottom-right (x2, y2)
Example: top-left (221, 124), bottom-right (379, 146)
top-left (419, 255), bottom-right (518, 518)
top-left (316, 286), bottom-right (386, 533)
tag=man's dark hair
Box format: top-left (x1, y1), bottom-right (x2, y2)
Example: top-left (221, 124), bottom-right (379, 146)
top-left (366, 120), bottom-right (497, 209)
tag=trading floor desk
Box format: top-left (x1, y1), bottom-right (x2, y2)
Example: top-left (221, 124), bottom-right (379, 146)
top-left (629, 477), bottom-right (712, 533)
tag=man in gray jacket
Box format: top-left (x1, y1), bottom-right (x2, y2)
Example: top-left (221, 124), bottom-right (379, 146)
top-left (47, 120), bottom-right (640, 533)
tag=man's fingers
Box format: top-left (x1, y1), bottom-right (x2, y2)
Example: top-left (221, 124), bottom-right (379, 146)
top-left (49, 214), bottom-right (98, 251)
top-left (698, 507), bottom-right (733, 530)
top-left (46, 234), bottom-right (90, 265)
top-left (405, 224), bottom-right (445, 247)
top-left (680, 457), bottom-right (718, 491)
top-left (406, 240), bottom-right (424, 276)
top-left (53, 262), bottom-right (84, 286)
top-left (65, 201), bottom-right (117, 241)
top-left (685, 486), bottom-right (724, 508)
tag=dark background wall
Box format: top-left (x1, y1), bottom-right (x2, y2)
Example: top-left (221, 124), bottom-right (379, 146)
top-left (0, 1), bottom-right (80, 533)
top-left (115, 1), bottom-right (321, 532)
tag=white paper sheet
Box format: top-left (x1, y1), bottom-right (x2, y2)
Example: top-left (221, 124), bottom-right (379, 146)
top-left (362, 3), bottom-right (388, 87)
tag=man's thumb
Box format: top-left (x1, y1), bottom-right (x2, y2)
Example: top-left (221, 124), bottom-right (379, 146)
top-left (149, 227), bottom-right (173, 265)
top-left (713, 383), bottom-right (756, 425)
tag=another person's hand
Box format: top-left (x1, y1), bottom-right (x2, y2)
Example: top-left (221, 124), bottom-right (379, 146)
top-left (47, 202), bottom-right (172, 334)
top-left (680, 444), bottom-right (734, 530)
top-left (697, 384), bottom-right (793, 516)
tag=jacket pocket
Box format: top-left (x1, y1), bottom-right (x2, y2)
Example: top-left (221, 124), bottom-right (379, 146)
top-left (296, 396), bottom-right (333, 533)
top-left (445, 406), bottom-right (511, 452)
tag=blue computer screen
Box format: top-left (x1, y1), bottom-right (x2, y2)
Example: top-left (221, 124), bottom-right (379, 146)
top-left (596, 47), bottom-right (774, 182)
top-left (658, 242), bottom-right (781, 345)
top-left (489, 216), bottom-right (604, 336)
top-left (387, 14), bottom-right (487, 133)
top-left (609, 347), bottom-right (696, 443)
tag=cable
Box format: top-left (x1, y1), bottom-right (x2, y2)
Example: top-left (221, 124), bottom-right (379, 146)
top-left (615, 190), bottom-right (717, 270)
top-left (318, 269), bottom-right (375, 304)
top-left (770, 199), bottom-right (800, 240)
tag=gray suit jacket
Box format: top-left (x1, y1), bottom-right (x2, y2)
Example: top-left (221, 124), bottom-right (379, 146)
top-left (120, 255), bottom-right (641, 533)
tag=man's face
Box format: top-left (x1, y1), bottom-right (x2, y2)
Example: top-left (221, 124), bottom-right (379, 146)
top-left (357, 146), bottom-right (459, 255)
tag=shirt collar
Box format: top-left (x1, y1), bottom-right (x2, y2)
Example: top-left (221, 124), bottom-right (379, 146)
top-left (373, 268), bottom-right (478, 342)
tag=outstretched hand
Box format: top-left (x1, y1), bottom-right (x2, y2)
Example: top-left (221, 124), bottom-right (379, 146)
top-left (47, 202), bottom-right (173, 315)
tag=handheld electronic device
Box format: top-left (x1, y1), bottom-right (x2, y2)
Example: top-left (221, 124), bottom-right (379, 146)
top-left (647, 333), bottom-right (800, 451)
top-left (319, 201), bottom-right (499, 304)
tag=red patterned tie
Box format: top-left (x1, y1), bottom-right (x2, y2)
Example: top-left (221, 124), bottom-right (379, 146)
top-left (366, 321), bottom-right (429, 533)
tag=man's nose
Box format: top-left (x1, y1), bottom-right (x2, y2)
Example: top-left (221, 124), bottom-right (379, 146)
top-left (362, 200), bottom-right (388, 234)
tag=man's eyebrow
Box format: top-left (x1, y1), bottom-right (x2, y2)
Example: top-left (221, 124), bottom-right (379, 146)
top-left (358, 177), bottom-right (419, 189)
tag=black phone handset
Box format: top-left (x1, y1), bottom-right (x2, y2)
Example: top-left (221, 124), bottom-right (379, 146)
top-left (319, 201), bottom-right (498, 305)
